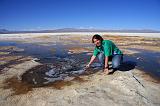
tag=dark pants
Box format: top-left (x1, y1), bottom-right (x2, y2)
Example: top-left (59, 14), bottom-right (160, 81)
top-left (97, 52), bottom-right (123, 70)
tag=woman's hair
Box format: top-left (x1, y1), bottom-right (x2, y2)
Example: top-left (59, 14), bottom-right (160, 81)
top-left (92, 34), bottom-right (103, 43)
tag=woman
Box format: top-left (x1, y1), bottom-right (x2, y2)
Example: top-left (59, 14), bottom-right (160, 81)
top-left (86, 34), bottom-right (123, 74)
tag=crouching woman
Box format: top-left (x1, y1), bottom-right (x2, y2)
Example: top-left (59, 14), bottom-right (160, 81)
top-left (86, 34), bottom-right (123, 74)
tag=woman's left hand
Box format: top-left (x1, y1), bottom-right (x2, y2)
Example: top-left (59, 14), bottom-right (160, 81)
top-left (103, 68), bottom-right (109, 75)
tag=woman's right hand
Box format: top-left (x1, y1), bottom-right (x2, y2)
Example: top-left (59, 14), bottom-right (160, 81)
top-left (86, 64), bottom-right (90, 68)
top-left (86, 55), bottom-right (96, 68)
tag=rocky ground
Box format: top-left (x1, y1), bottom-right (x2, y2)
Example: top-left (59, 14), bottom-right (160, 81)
top-left (0, 33), bottom-right (160, 106)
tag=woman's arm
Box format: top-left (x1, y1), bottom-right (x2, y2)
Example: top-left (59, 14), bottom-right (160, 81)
top-left (86, 55), bottom-right (96, 67)
top-left (104, 56), bottom-right (109, 69)
top-left (104, 56), bottom-right (109, 74)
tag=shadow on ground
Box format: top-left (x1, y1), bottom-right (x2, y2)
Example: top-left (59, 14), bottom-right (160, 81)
top-left (119, 61), bottom-right (137, 71)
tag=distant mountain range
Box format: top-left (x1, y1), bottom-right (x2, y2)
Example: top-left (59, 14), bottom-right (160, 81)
top-left (0, 28), bottom-right (160, 34)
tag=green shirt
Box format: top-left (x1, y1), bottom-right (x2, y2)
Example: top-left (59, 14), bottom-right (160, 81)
top-left (93, 40), bottom-right (122, 57)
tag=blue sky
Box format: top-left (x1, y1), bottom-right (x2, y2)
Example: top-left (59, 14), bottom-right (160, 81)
top-left (0, 0), bottom-right (160, 31)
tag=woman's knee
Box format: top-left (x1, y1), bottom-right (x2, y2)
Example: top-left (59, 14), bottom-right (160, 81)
top-left (112, 62), bottom-right (120, 69)
top-left (98, 52), bottom-right (105, 65)
top-left (112, 55), bottom-right (123, 69)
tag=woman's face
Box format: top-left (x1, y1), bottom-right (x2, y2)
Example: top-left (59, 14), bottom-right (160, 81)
top-left (93, 38), bottom-right (101, 46)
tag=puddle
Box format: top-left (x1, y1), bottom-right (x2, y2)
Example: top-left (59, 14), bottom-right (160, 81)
top-left (0, 41), bottom-right (159, 79)
top-left (21, 58), bottom-right (101, 87)
top-left (1, 41), bottom-right (160, 95)
top-left (0, 41), bottom-right (92, 63)
top-left (124, 48), bottom-right (160, 80)
top-left (0, 41), bottom-right (68, 60)
top-left (21, 63), bottom-right (81, 87)
top-left (3, 62), bottom-right (95, 95)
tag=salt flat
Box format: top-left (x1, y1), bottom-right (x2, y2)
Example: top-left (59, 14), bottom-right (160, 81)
top-left (0, 33), bottom-right (160, 106)
top-left (0, 32), bottom-right (160, 39)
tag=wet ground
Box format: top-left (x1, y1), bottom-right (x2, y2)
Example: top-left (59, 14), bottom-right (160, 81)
top-left (125, 48), bottom-right (160, 79)
top-left (0, 39), bottom-right (160, 95)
